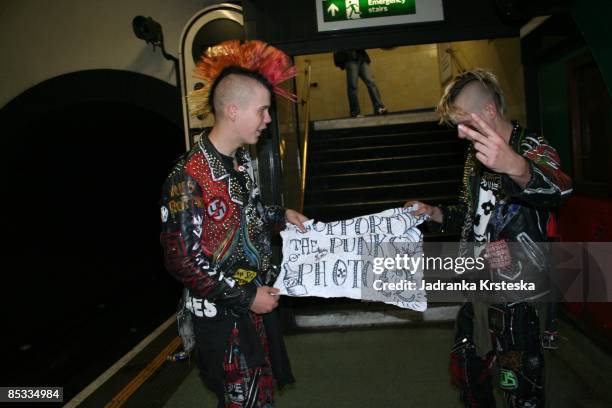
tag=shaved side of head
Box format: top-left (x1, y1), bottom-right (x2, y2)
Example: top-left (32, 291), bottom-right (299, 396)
top-left (213, 74), bottom-right (266, 118)
top-left (437, 68), bottom-right (506, 126)
top-left (453, 81), bottom-right (497, 121)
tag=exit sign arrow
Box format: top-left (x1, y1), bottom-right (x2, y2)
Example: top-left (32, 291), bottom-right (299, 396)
top-left (327, 3), bottom-right (339, 17)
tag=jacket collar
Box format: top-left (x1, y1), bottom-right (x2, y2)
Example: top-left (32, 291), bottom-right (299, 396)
top-left (198, 134), bottom-right (252, 206)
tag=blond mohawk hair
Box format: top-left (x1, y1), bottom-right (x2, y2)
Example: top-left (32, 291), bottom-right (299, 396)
top-left (437, 68), bottom-right (506, 126)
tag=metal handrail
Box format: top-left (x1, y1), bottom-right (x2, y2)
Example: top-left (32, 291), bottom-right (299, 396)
top-left (446, 48), bottom-right (466, 74)
top-left (299, 60), bottom-right (313, 212)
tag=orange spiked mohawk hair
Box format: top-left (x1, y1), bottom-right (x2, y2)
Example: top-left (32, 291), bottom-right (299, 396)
top-left (188, 40), bottom-right (297, 118)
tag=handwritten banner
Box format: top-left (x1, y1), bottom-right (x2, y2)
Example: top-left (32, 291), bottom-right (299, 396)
top-left (273, 208), bottom-right (428, 311)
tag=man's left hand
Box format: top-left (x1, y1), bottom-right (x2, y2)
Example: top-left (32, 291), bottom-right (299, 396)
top-left (285, 209), bottom-right (308, 232)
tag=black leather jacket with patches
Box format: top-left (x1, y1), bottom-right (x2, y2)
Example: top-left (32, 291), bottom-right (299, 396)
top-left (439, 123), bottom-right (573, 301)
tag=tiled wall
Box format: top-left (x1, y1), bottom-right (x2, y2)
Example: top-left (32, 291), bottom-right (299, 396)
top-left (449, 38), bottom-right (526, 126)
top-left (294, 37), bottom-right (526, 125)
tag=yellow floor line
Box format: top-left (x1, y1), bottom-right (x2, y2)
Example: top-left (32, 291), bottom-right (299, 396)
top-left (65, 315), bottom-right (176, 407)
top-left (104, 336), bottom-right (182, 408)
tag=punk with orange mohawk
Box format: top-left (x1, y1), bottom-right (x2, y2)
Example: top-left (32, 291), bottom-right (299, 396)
top-left (189, 39), bottom-right (297, 118)
top-left (161, 40), bottom-right (307, 408)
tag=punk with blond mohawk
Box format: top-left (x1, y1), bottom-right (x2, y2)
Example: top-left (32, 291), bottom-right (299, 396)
top-left (437, 68), bottom-right (506, 127)
top-left (405, 67), bottom-right (572, 408)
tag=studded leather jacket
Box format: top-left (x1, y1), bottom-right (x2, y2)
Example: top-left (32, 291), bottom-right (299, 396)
top-left (440, 123), bottom-right (573, 301)
top-left (160, 135), bottom-right (285, 314)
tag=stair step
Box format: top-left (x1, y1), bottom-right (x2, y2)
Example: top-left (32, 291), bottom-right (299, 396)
top-left (310, 140), bottom-right (462, 162)
top-left (313, 120), bottom-right (445, 138)
top-left (310, 129), bottom-right (457, 149)
top-left (303, 195), bottom-right (458, 222)
top-left (294, 304), bottom-right (461, 329)
top-left (307, 166), bottom-right (463, 189)
top-left (308, 152), bottom-right (465, 175)
top-left (306, 179), bottom-right (461, 205)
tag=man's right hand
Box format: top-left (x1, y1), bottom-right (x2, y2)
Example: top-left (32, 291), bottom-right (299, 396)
top-left (403, 200), bottom-right (444, 224)
top-left (250, 286), bottom-right (280, 314)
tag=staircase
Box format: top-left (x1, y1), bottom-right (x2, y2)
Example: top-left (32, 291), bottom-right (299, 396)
top-left (288, 114), bottom-right (468, 329)
top-left (304, 117), bottom-right (466, 236)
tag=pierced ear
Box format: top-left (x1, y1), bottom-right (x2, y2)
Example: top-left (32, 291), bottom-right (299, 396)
top-left (226, 104), bottom-right (238, 121)
top-left (484, 102), bottom-right (497, 120)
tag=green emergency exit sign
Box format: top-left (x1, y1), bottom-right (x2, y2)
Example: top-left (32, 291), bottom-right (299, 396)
top-left (322, 0), bottom-right (416, 22)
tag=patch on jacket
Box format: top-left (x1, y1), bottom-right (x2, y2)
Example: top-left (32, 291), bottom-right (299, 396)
top-left (233, 268), bottom-right (258, 285)
top-left (207, 197), bottom-right (229, 222)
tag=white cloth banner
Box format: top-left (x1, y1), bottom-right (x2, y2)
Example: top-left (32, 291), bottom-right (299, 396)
top-left (273, 208), bottom-right (428, 311)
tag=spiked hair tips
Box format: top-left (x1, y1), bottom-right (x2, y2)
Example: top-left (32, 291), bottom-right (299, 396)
top-left (188, 40), bottom-right (297, 118)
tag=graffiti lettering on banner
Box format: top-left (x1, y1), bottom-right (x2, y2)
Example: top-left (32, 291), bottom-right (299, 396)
top-left (273, 208), bottom-right (428, 311)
